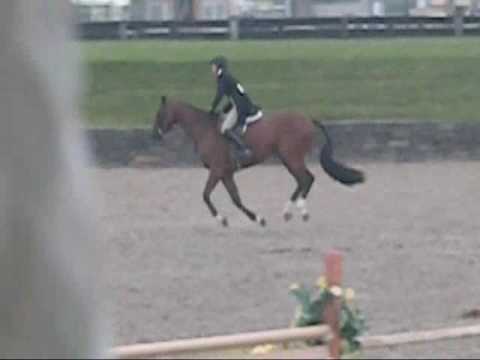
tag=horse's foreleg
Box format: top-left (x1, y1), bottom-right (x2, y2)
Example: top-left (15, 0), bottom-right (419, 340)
top-left (203, 173), bottom-right (227, 227)
top-left (222, 175), bottom-right (266, 227)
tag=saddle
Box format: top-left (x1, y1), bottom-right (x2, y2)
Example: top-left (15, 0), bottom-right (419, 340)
top-left (222, 101), bottom-right (263, 134)
top-left (242, 110), bottom-right (263, 134)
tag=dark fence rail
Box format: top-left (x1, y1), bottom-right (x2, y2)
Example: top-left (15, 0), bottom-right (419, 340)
top-left (76, 15), bottom-right (480, 40)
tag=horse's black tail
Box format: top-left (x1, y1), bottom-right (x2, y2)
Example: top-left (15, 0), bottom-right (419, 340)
top-left (314, 121), bottom-right (365, 186)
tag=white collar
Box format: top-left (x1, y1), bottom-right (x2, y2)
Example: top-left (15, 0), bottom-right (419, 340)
top-left (217, 68), bottom-right (223, 76)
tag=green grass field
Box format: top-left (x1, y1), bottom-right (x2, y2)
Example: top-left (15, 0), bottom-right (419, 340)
top-left (82, 38), bottom-right (480, 128)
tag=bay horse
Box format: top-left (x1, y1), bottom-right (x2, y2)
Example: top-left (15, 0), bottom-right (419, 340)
top-left (153, 96), bottom-right (364, 227)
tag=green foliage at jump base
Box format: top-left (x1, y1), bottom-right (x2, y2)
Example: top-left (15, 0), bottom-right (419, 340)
top-left (290, 277), bottom-right (367, 357)
top-left (82, 38), bottom-right (480, 128)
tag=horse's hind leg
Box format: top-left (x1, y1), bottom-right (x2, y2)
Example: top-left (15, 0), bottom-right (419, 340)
top-left (279, 157), bottom-right (314, 222)
top-left (297, 169), bottom-right (315, 221)
top-left (222, 175), bottom-right (266, 227)
top-left (304, 169), bottom-right (315, 198)
top-left (280, 160), bottom-right (315, 222)
top-left (283, 183), bottom-right (301, 222)
top-left (278, 157), bottom-right (301, 221)
top-left (289, 169), bottom-right (313, 222)
top-left (203, 173), bottom-right (227, 227)
top-left (278, 122), bottom-right (316, 222)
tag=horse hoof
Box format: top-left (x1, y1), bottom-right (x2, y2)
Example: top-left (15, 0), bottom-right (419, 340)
top-left (255, 216), bottom-right (267, 227)
top-left (217, 215), bottom-right (228, 227)
top-left (302, 213), bottom-right (310, 222)
top-left (283, 212), bottom-right (293, 222)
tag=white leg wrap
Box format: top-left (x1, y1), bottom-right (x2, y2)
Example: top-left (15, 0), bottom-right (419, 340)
top-left (296, 198), bottom-right (308, 215)
top-left (283, 200), bottom-right (294, 215)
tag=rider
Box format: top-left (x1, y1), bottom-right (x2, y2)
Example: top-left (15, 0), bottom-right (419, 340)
top-left (209, 56), bottom-right (261, 161)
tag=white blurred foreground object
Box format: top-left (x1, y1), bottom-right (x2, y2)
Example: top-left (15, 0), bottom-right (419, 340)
top-left (0, 1), bottom-right (107, 358)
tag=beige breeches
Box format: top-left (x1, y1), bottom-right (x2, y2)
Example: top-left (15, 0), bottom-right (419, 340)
top-left (220, 104), bottom-right (238, 134)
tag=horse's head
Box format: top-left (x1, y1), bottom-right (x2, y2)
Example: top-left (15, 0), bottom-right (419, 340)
top-left (152, 96), bottom-right (176, 141)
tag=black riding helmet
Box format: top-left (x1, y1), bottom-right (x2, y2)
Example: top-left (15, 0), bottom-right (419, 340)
top-left (210, 56), bottom-right (228, 70)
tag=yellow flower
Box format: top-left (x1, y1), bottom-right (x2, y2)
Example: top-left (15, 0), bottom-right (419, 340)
top-left (316, 276), bottom-right (327, 289)
top-left (289, 283), bottom-right (300, 291)
top-left (345, 288), bottom-right (355, 302)
top-left (330, 286), bottom-right (343, 297)
top-left (250, 344), bottom-right (277, 355)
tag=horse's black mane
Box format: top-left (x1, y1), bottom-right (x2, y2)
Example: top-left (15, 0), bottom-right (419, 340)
top-left (176, 101), bottom-right (206, 114)
top-left (174, 100), bottom-right (218, 127)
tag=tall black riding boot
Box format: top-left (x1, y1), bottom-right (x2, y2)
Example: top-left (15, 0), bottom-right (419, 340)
top-left (224, 129), bottom-right (252, 161)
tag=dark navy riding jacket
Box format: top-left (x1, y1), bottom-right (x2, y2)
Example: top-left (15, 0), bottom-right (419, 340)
top-left (210, 69), bottom-right (258, 126)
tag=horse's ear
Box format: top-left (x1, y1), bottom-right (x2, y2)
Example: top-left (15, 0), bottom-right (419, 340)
top-left (161, 96), bottom-right (167, 105)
